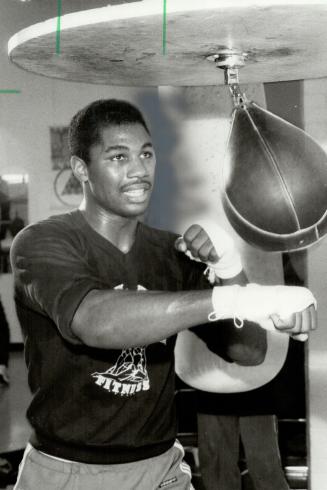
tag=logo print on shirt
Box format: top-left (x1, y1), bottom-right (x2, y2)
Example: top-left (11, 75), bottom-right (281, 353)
top-left (92, 347), bottom-right (150, 396)
top-left (91, 284), bottom-right (151, 396)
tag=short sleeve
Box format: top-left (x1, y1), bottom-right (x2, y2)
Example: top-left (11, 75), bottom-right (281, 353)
top-left (10, 222), bottom-right (104, 344)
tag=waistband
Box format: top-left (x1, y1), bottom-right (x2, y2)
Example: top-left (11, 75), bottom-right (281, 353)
top-left (30, 431), bottom-right (175, 465)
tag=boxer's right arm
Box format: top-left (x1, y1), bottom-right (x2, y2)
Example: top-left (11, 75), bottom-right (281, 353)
top-left (71, 288), bottom-right (214, 349)
top-left (71, 284), bottom-right (317, 349)
top-left (11, 224), bottom-right (217, 348)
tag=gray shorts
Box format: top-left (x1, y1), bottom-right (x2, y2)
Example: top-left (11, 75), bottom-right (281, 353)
top-left (14, 440), bottom-right (194, 490)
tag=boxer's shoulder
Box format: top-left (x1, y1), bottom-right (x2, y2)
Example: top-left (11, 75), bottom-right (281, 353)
top-left (11, 211), bottom-right (80, 256)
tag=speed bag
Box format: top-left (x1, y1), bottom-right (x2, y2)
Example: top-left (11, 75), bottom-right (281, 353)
top-left (222, 102), bottom-right (327, 252)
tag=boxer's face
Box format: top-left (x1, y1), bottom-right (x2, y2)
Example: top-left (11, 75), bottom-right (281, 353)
top-left (85, 123), bottom-right (156, 218)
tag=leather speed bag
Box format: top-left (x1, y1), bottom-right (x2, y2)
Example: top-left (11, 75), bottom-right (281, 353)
top-left (222, 102), bottom-right (327, 252)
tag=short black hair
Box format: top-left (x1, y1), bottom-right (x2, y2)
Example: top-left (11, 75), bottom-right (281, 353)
top-left (68, 99), bottom-right (150, 164)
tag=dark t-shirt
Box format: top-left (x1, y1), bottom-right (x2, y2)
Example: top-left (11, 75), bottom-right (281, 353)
top-left (10, 210), bottom-right (208, 464)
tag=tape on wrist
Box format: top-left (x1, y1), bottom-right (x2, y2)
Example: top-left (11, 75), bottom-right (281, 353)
top-left (193, 219), bottom-right (243, 280)
top-left (209, 285), bottom-right (244, 328)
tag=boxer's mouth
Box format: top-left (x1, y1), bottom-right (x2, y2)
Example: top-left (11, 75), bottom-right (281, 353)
top-left (121, 182), bottom-right (152, 201)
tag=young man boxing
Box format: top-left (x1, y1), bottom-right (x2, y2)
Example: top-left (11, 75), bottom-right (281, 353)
top-left (10, 99), bottom-right (317, 490)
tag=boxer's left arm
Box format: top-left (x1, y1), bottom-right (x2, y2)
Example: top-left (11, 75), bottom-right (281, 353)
top-left (175, 221), bottom-right (314, 363)
top-left (175, 223), bottom-right (268, 366)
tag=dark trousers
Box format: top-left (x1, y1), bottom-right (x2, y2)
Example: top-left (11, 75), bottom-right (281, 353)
top-left (0, 298), bottom-right (9, 366)
top-left (198, 414), bottom-right (290, 490)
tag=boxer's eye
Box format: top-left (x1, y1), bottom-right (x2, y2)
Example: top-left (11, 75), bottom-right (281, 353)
top-left (141, 151), bottom-right (154, 159)
top-left (110, 153), bottom-right (127, 162)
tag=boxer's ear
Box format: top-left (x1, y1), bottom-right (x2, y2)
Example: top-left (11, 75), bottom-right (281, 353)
top-left (71, 156), bottom-right (88, 183)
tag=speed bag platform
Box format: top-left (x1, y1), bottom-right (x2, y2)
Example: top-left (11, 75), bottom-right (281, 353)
top-left (222, 102), bottom-right (327, 252)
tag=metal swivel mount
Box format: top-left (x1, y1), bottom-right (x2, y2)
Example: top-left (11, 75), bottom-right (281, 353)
top-left (206, 50), bottom-right (248, 108)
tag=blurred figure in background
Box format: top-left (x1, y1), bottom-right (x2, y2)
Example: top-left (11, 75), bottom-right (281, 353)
top-left (0, 297), bottom-right (10, 385)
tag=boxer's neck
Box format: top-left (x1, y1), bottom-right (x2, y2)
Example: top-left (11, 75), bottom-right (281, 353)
top-left (79, 202), bottom-right (139, 253)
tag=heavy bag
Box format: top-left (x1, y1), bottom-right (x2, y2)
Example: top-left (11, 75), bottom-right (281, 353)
top-left (222, 102), bottom-right (327, 252)
top-left (175, 328), bottom-right (289, 393)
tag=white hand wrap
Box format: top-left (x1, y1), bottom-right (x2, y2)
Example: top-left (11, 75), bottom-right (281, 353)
top-left (185, 219), bottom-right (243, 280)
top-left (211, 283), bottom-right (317, 330)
